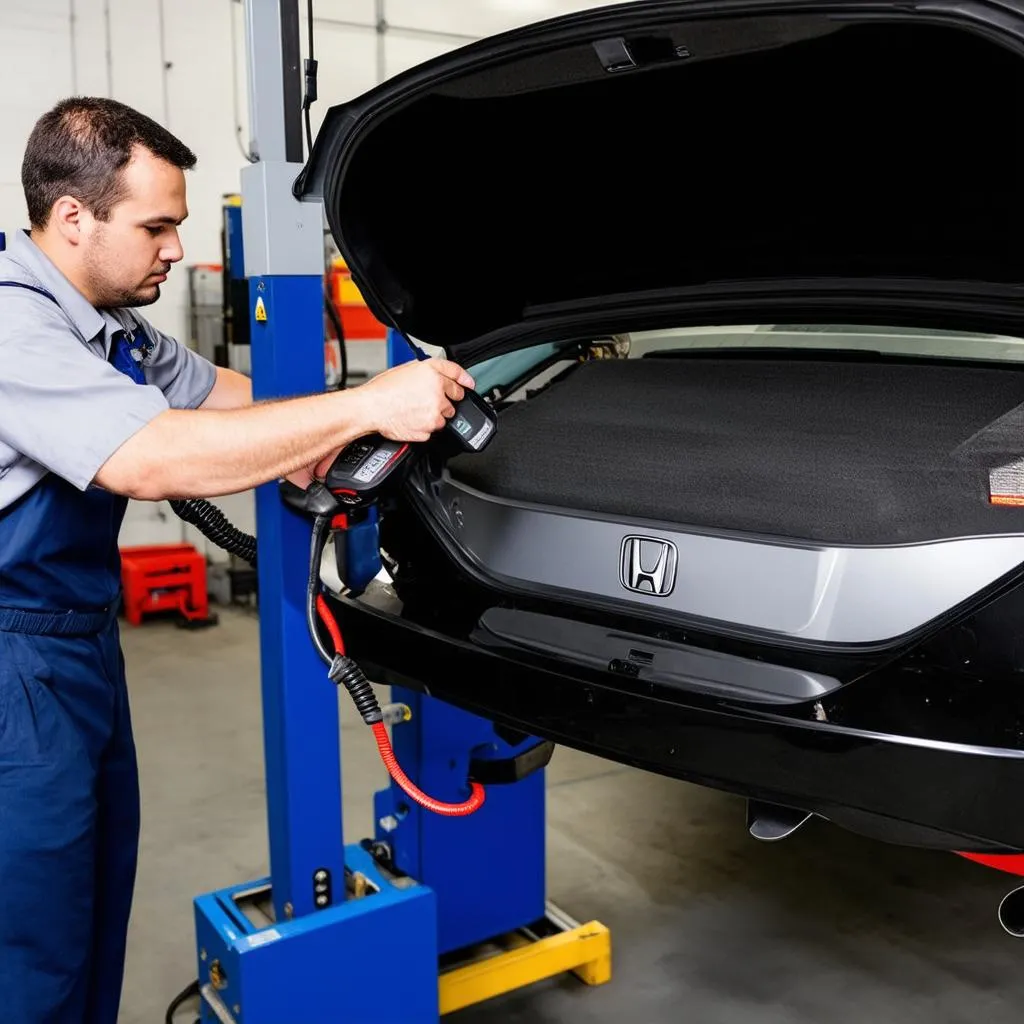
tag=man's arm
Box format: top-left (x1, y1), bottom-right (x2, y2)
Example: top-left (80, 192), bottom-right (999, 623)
top-left (200, 366), bottom-right (253, 410)
top-left (94, 357), bottom-right (473, 500)
top-left (199, 367), bottom-right (343, 491)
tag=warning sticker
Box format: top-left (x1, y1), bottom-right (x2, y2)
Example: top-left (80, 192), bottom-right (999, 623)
top-left (254, 296), bottom-right (267, 322)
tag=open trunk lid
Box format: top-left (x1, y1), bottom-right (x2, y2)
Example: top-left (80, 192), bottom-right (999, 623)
top-left (296, 0), bottom-right (1024, 364)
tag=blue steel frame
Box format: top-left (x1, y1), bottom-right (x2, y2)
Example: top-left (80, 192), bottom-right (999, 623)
top-left (192, 4), bottom-right (552, 1017)
top-left (374, 690), bottom-right (547, 954)
top-left (386, 326), bottom-right (417, 367)
top-left (195, 844), bottom-right (438, 1023)
top-left (248, 274), bottom-right (345, 920)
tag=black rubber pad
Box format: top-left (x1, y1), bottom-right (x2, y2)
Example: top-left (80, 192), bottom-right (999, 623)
top-left (449, 357), bottom-right (1024, 545)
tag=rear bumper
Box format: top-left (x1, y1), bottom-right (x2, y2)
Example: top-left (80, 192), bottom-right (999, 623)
top-left (332, 587), bottom-right (1024, 853)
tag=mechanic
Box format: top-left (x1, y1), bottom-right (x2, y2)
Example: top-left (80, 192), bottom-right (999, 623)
top-left (0, 96), bottom-right (474, 1024)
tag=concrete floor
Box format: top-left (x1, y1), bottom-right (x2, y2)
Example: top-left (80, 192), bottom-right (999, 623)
top-left (122, 606), bottom-right (1024, 1024)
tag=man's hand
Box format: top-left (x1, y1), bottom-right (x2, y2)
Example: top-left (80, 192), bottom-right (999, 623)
top-left (290, 358), bottom-right (476, 485)
top-left (358, 358), bottom-right (475, 443)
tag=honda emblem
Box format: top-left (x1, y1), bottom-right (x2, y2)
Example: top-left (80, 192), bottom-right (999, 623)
top-left (620, 536), bottom-right (677, 596)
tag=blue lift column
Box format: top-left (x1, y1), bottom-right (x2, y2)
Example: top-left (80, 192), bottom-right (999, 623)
top-left (193, 5), bottom-right (609, 1021)
top-left (192, 2), bottom-right (437, 1021)
top-left (240, 0), bottom-right (339, 934)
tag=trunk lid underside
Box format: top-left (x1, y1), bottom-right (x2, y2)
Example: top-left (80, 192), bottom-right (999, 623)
top-left (299, 3), bottom-right (1024, 362)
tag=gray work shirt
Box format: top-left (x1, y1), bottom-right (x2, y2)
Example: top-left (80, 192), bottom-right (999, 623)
top-left (0, 229), bottom-right (216, 510)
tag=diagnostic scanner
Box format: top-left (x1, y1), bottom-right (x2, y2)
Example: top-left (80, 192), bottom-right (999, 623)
top-left (325, 388), bottom-right (496, 506)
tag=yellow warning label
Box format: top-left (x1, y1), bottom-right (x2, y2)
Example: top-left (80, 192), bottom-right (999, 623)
top-left (254, 297), bottom-right (267, 323)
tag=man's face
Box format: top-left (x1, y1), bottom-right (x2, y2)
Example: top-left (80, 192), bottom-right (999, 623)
top-left (80, 145), bottom-right (188, 308)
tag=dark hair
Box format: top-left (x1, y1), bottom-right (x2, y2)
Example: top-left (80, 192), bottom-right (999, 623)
top-left (21, 97), bottom-right (197, 228)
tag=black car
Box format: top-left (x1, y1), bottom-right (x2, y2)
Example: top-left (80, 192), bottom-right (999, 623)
top-left (298, 0), bottom-right (1024, 893)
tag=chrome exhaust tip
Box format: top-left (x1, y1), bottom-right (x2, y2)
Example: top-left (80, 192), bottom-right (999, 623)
top-left (998, 885), bottom-right (1024, 937)
top-left (747, 799), bottom-right (814, 842)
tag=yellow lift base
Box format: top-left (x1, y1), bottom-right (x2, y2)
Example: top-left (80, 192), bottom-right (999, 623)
top-left (438, 902), bottom-right (612, 1016)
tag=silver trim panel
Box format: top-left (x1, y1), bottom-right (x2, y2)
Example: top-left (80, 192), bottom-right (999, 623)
top-left (431, 476), bottom-right (1024, 644)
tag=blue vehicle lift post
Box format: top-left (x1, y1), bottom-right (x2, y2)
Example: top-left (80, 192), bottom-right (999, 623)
top-left (191, 4), bottom-right (610, 1020)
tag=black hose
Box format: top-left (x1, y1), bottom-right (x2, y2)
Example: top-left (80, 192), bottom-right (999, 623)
top-left (165, 978), bottom-right (199, 1023)
top-left (170, 498), bottom-right (258, 568)
top-left (170, 499), bottom-right (338, 660)
top-left (307, 513), bottom-right (333, 667)
top-left (324, 288), bottom-right (348, 389)
top-left (302, 0), bottom-right (317, 158)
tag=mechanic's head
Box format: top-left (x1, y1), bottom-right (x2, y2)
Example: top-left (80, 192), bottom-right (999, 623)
top-left (22, 97), bottom-right (195, 308)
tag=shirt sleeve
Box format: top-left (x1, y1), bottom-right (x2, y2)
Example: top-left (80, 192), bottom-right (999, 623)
top-left (135, 312), bottom-right (217, 409)
top-left (0, 293), bottom-right (170, 491)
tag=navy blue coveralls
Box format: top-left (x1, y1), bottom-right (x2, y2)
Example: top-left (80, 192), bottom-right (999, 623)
top-left (0, 315), bottom-right (152, 1022)
top-left (0, 226), bottom-right (214, 1021)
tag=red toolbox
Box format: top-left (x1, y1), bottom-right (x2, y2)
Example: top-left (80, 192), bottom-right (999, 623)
top-left (119, 543), bottom-right (212, 626)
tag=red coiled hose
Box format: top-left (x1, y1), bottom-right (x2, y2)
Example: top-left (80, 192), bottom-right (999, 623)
top-left (315, 595), bottom-right (485, 816)
top-left (371, 722), bottom-right (485, 816)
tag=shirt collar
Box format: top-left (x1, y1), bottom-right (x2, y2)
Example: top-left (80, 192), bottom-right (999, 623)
top-left (6, 229), bottom-right (106, 343)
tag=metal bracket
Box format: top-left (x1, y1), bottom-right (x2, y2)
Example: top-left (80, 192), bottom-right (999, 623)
top-left (200, 983), bottom-right (238, 1024)
top-left (469, 740), bottom-right (555, 785)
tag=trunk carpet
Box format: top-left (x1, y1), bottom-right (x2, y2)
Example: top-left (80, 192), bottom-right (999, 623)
top-left (448, 357), bottom-right (1024, 545)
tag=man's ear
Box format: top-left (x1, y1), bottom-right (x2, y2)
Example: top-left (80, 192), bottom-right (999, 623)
top-left (49, 196), bottom-right (84, 245)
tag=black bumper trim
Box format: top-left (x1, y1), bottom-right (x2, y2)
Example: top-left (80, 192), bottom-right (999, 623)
top-left (334, 592), bottom-right (1024, 852)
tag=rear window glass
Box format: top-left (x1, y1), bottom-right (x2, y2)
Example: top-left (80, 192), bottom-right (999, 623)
top-left (626, 324), bottom-right (1024, 362)
top-left (468, 324), bottom-right (1024, 398)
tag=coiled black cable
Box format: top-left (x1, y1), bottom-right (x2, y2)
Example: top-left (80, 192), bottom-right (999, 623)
top-left (328, 654), bottom-right (382, 723)
top-left (169, 498), bottom-right (258, 568)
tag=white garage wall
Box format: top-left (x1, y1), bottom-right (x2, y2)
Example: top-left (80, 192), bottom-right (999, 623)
top-left (0, 3), bottom-right (77, 243)
top-left (0, 0), bottom-right (624, 552)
